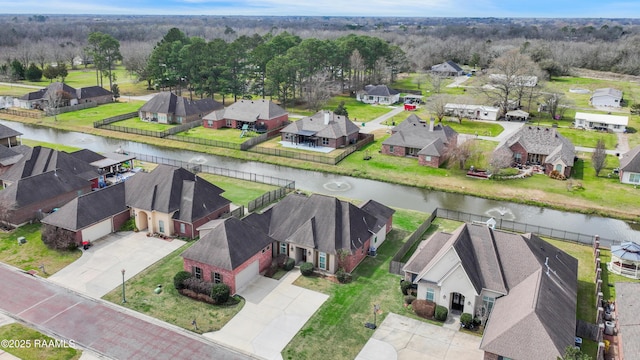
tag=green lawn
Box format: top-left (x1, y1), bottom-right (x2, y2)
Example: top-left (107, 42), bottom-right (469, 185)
top-left (179, 126), bottom-right (255, 144)
top-left (0, 323), bottom-right (81, 360)
top-left (0, 224), bottom-right (81, 277)
top-left (197, 173), bottom-right (278, 207)
top-left (21, 139), bottom-right (82, 153)
top-left (102, 243), bottom-right (244, 334)
top-left (324, 96), bottom-right (396, 122)
top-left (42, 102), bottom-right (143, 128)
top-left (442, 119), bottom-right (504, 137)
top-left (557, 128), bottom-right (618, 149)
top-left (112, 117), bottom-right (175, 132)
top-left (284, 208), bottom-right (438, 360)
top-left (0, 84), bottom-right (34, 97)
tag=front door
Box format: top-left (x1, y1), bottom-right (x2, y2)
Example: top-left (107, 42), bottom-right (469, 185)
top-left (451, 292), bottom-right (465, 312)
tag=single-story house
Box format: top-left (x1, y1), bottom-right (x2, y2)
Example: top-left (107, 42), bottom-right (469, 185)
top-left (430, 61), bottom-right (464, 77)
top-left (574, 112), bottom-right (628, 133)
top-left (444, 103), bottom-right (500, 121)
top-left (590, 88), bottom-right (623, 108)
top-left (202, 99), bottom-right (288, 132)
top-left (0, 168), bottom-right (92, 227)
top-left (181, 217), bottom-right (275, 295)
top-left (356, 85), bottom-right (400, 105)
top-left (403, 223), bottom-right (578, 360)
top-left (0, 146), bottom-right (100, 189)
top-left (243, 193), bottom-right (394, 274)
top-left (614, 282), bottom-right (640, 359)
top-left (488, 74), bottom-right (538, 87)
top-left (41, 182), bottom-right (130, 245)
top-left (280, 111), bottom-right (360, 149)
top-left (16, 82), bottom-right (113, 110)
top-left (381, 114), bottom-right (458, 167)
top-left (494, 126), bottom-right (575, 177)
top-left (126, 164), bottom-right (231, 238)
top-left (138, 92), bottom-right (223, 124)
top-left (618, 145), bottom-right (640, 184)
top-left (70, 149), bottom-right (136, 177)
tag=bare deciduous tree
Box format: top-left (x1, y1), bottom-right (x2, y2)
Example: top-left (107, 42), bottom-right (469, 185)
top-left (305, 71), bottom-right (333, 112)
top-left (447, 140), bottom-right (478, 170)
top-left (427, 94), bottom-right (450, 123)
top-left (592, 138), bottom-right (607, 176)
top-left (490, 148), bottom-right (514, 174)
top-left (350, 49), bottom-right (365, 92)
top-left (428, 73), bottom-right (445, 94)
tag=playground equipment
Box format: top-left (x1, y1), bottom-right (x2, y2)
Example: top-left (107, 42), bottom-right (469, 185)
top-left (240, 124), bottom-right (249, 138)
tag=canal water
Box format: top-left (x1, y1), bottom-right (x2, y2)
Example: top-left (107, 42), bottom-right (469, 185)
top-left (1, 119), bottom-right (637, 243)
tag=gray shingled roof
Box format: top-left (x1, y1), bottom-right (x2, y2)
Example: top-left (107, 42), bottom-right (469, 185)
top-left (19, 82), bottom-right (78, 101)
top-left (403, 232), bottom-right (452, 275)
top-left (363, 85), bottom-right (399, 97)
top-left (615, 282), bottom-right (640, 359)
top-left (360, 199), bottom-right (395, 233)
top-left (220, 99), bottom-right (287, 123)
top-left (0, 168), bottom-right (89, 208)
top-left (0, 145), bottom-right (23, 167)
top-left (77, 86), bottom-right (112, 99)
top-left (431, 60), bottom-right (463, 73)
top-left (592, 87), bottom-right (622, 100)
top-left (181, 217), bottom-right (274, 271)
top-left (0, 146), bottom-right (99, 183)
top-left (41, 182), bottom-right (127, 231)
top-left (251, 193), bottom-right (379, 255)
top-left (496, 126), bottom-right (575, 166)
top-left (281, 111), bottom-right (359, 140)
top-left (383, 114), bottom-right (456, 155)
top-left (620, 145), bottom-right (640, 173)
top-left (139, 92), bottom-right (223, 118)
top-left (0, 124), bottom-right (23, 140)
top-left (69, 149), bottom-right (106, 164)
top-left (125, 164), bottom-right (230, 222)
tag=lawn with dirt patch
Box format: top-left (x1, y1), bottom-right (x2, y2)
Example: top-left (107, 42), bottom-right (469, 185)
top-left (0, 323), bottom-right (81, 360)
top-left (0, 224), bottom-right (81, 277)
top-left (101, 243), bottom-right (244, 334)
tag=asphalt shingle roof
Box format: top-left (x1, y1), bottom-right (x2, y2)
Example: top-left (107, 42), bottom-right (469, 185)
top-left (496, 126), bottom-right (575, 166)
top-left (139, 92), bottom-right (223, 118)
top-left (0, 168), bottom-right (90, 208)
top-left (363, 85), bottom-right (399, 97)
top-left (219, 99), bottom-right (287, 123)
top-left (41, 182), bottom-right (127, 231)
top-left (382, 114), bottom-right (457, 155)
top-left (615, 282), bottom-right (640, 358)
top-left (281, 111), bottom-right (359, 140)
top-left (0, 124), bottom-right (23, 140)
top-left (0, 146), bottom-right (99, 183)
top-left (620, 145), bottom-right (640, 173)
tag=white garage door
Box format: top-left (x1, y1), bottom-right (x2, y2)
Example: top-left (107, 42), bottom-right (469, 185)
top-left (81, 219), bottom-right (112, 242)
top-left (236, 260), bottom-right (259, 293)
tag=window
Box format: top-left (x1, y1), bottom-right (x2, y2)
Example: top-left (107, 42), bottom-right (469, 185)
top-left (179, 223), bottom-right (186, 234)
top-left (319, 252), bottom-right (327, 270)
top-left (482, 295), bottom-right (495, 316)
top-left (280, 242), bottom-right (288, 255)
top-left (193, 266), bottom-right (202, 279)
top-left (158, 220), bottom-right (165, 233)
top-left (322, 138), bottom-right (329, 146)
top-left (207, 120), bottom-right (213, 127)
top-left (226, 119), bottom-right (233, 127)
top-left (425, 156), bottom-right (432, 162)
top-left (176, 116), bottom-right (183, 124)
top-left (629, 173), bottom-right (640, 183)
top-left (389, 145), bottom-right (394, 153)
top-left (426, 288), bottom-right (435, 302)
top-left (213, 272), bottom-right (222, 284)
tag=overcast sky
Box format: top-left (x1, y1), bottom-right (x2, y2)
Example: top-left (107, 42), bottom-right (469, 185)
top-left (1, 0), bottom-right (639, 18)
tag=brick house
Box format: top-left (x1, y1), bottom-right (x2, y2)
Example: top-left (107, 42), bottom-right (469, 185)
top-left (16, 82), bottom-right (113, 109)
top-left (493, 126), bottom-right (575, 177)
top-left (356, 85), bottom-right (400, 105)
top-left (280, 111), bottom-right (360, 149)
top-left (243, 193), bottom-right (394, 274)
top-left (41, 182), bottom-right (130, 245)
top-left (202, 99), bottom-right (288, 132)
top-left (125, 165), bottom-right (231, 238)
top-left (138, 92), bottom-right (223, 124)
top-left (381, 114), bottom-right (458, 168)
top-left (181, 217), bottom-right (274, 295)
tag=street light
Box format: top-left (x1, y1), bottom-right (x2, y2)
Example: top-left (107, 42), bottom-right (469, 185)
top-left (121, 269), bottom-right (127, 303)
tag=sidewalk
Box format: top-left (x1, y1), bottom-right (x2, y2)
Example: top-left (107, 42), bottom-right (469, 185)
top-left (358, 105), bottom-right (405, 134)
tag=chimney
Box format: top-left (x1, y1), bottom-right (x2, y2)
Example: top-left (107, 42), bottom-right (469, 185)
top-left (324, 111), bottom-right (331, 125)
top-left (429, 117), bottom-right (435, 132)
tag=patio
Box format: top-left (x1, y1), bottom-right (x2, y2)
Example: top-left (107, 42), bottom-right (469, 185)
top-left (279, 141), bottom-right (335, 154)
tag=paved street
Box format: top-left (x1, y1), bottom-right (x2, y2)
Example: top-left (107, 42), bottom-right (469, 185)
top-left (0, 263), bottom-right (252, 360)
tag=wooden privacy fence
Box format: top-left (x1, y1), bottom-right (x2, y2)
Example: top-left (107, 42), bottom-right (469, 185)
top-left (0, 108), bottom-right (43, 119)
top-left (389, 210), bottom-right (437, 275)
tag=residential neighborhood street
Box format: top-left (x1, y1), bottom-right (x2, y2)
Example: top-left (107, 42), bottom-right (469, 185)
top-left (0, 262), bottom-right (253, 360)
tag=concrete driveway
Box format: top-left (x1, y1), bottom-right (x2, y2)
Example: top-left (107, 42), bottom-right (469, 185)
top-left (48, 231), bottom-right (185, 297)
top-left (356, 313), bottom-right (484, 360)
top-left (205, 271), bottom-right (329, 360)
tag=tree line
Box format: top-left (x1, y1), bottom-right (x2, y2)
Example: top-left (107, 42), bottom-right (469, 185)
top-left (138, 28), bottom-right (407, 107)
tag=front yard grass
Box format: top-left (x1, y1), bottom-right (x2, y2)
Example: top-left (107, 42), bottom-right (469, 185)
top-left (0, 224), bottom-right (81, 277)
top-left (283, 208), bottom-right (440, 360)
top-left (101, 243), bottom-right (244, 334)
top-left (197, 173), bottom-right (278, 207)
top-left (0, 323), bottom-right (81, 360)
top-left (324, 96), bottom-right (397, 122)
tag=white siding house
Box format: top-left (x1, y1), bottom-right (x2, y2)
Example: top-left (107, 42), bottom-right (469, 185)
top-left (444, 103), bottom-right (500, 121)
top-left (574, 112), bottom-right (628, 133)
top-left (590, 88), bottom-right (623, 108)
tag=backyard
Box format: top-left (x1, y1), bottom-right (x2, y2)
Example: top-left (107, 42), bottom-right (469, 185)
top-left (197, 172), bottom-right (278, 207)
top-left (178, 126), bottom-right (257, 144)
top-left (42, 101), bottom-right (143, 128)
